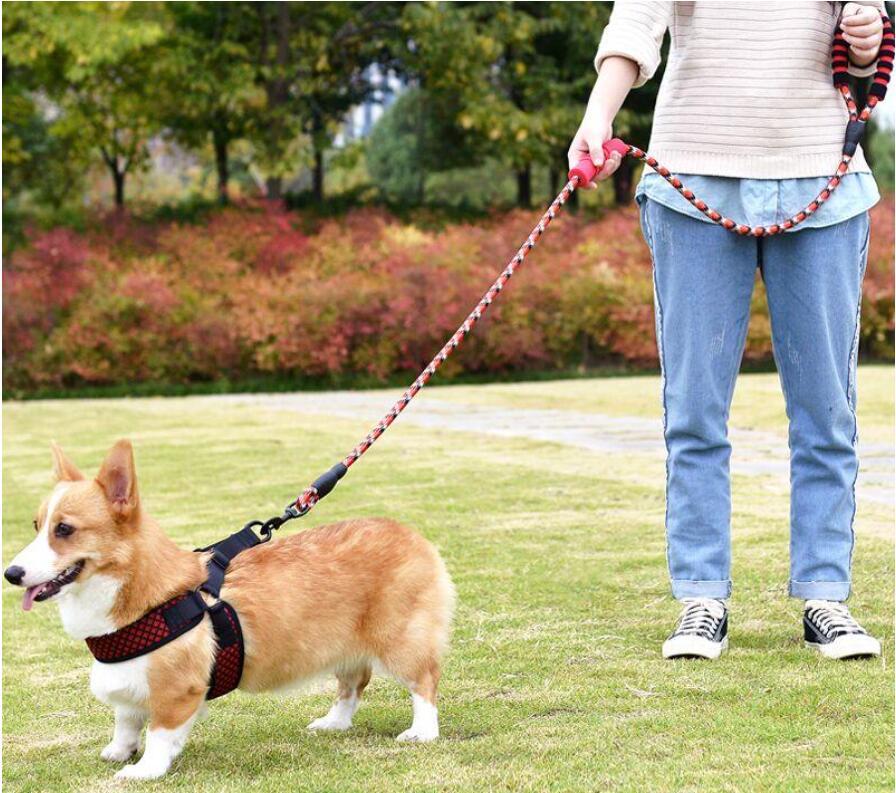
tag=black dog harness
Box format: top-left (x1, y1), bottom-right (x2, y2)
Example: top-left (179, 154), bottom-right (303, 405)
top-left (84, 525), bottom-right (262, 699)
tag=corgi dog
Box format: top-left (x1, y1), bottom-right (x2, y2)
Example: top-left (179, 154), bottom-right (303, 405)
top-left (4, 440), bottom-right (455, 780)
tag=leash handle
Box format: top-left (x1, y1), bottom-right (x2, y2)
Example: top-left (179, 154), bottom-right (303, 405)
top-left (568, 138), bottom-right (630, 186)
top-left (833, 13), bottom-right (893, 101)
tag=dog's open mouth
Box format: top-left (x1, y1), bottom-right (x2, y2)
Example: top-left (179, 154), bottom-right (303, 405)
top-left (22, 561), bottom-right (85, 611)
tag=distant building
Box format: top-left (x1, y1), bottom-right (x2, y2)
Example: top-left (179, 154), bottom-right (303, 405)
top-left (334, 65), bottom-right (404, 146)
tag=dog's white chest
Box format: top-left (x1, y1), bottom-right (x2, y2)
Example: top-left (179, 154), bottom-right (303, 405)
top-left (55, 573), bottom-right (150, 708)
top-left (90, 656), bottom-right (150, 708)
top-left (56, 573), bottom-right (122, 640)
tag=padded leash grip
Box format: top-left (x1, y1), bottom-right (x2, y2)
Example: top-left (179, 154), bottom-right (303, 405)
top-left (310, 462), bottom-right (348, 499)
top-left (872, 16), bottom-right (894, 101)
top-left (568, 138), bottom-right (629, 186)
top-left (833, 14), bottom-right (893, 101)
top-left (843, 118), bottom-right (867, 156)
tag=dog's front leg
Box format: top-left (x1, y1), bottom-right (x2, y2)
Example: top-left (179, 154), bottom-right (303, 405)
top-left (114, 695), bottom-right (203, 781)
top-left (101, 707), bottom-right (146, 762)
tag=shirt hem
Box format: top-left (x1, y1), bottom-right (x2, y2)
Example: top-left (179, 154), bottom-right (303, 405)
top-left (638, 147), bottom-right (871, 179)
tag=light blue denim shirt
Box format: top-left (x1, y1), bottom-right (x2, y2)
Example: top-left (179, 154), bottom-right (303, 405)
top-left (636, 170), bottom-right (879, 231)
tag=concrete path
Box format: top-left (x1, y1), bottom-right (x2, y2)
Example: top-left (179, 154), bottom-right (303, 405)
top-left (214, 391), bottom-right (894, 508)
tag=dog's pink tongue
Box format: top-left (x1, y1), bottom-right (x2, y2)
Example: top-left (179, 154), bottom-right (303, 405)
top-left (22, 586), bottom-right (39, 612)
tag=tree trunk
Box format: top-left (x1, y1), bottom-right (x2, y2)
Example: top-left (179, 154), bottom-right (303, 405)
top-left (213, 130), bottom-right (230, 205)
top-left (548, 168), bottom-right (559, 198)
top-left (266, 176), bottom-right (282, 201)
top-left (516, 165), bottom-right (532, 208)
top-left (612, 158), bottom-right (635, 205)
top-left (258, 3), bottom-right (290, 204)
top-left (112, 168), bottom-right (126, 209)
top-left (312, 146), bottom-right (324, 203)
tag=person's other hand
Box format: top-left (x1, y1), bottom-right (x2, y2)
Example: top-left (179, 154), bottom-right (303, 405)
top-left (841, 3), bottom-right (884, 67)
top-left (567, 115), bottom-right (622, 189)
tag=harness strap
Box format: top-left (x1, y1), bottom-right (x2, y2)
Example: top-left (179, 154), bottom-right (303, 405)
top-left (197, 525), bottom-right (263, 598)
top-left (85, 591), bottom-right (207, 663)
top-left (206, 601), bottom-right (245, 700)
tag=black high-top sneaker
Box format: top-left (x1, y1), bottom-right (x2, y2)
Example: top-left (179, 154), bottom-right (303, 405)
top-left (804, 600), bottom-right (881, 660)
top-left (662, 598), bottom-right (728, 660)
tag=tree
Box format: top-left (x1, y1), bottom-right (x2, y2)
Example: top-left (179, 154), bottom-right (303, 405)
top-left (367, 87), bottom-right (474, 203)
top-left (248, 2), bottom-right (399, 203)
top-left (3, 2), bottom-right (166, 209)
top-left (2, 59), bottom-right (92, 215)
top-left (161, 3), bottom-right (262, 205)
top-left (402, 2), bottom-right (613, 207)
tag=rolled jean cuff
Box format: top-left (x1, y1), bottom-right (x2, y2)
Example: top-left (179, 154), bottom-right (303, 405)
top-left (671, 579), bottom-right (732, 600)
top-left (789, 580), bottom-right (851, 601)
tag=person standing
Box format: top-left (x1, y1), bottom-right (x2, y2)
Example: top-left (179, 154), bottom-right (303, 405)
top-left (569, 1), bottom-right (887, 659)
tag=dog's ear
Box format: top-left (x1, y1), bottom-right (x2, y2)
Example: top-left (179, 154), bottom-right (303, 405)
top-left (50, 442), bottom-right (85, 482)
top-left (96, 440), bottom-right (140, 521)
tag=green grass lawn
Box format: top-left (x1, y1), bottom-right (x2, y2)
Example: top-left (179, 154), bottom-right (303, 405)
top-left (3, 368), bottom-right (893, 792)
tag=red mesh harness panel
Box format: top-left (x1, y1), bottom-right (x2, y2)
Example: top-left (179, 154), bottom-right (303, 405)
top-left (85, 592), bottom-right (207, 663)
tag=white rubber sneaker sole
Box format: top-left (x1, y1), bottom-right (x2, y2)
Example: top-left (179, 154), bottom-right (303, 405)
top-left (806, 633), bottom-right (881, 660)
top-left (662, 634), bottom-right (728, 660)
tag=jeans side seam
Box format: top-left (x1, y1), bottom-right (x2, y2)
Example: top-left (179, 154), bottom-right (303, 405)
top-left (843, 213), bottom-right (871, 598)
top-left (641, 200), bottom-right (673, 594)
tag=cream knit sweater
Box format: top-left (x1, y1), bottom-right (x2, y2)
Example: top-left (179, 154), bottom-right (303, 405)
top-left (595, 1), bottom-right (884, 178)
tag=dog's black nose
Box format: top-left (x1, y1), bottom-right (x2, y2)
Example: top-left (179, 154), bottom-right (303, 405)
top-left (4, 565), bottom-right (25, 585)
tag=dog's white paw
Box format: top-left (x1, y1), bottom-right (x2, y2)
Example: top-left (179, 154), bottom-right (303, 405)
top-left (396, 726), bottom-right (438, 743)
top-left (307, 715), bottom-right (353, 732)
top-left (101, 741), bottom-right (138, 763)
top-left (114, 762), bottom-right (167, 781)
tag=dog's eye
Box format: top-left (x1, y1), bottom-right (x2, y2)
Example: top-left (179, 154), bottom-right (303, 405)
top-left (32, 518), bottom-right (38, 533)
top-left (54, 522), bottom-right (75, 538)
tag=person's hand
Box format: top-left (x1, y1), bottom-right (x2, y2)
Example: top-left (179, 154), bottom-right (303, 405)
top-left (567, 114), bottom-right (622, 190)
top-left (841, 3), bottom-right (884, 68)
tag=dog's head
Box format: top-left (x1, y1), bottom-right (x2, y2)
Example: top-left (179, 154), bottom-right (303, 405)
top-left (5, 440), bottom-right (141, 610)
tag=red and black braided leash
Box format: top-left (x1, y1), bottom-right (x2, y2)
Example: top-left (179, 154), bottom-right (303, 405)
top-left (272, 13), bottom-right (892, 526)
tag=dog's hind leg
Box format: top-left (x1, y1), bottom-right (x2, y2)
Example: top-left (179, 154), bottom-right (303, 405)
top-left (393, 658), bottom-right (441, 743)
top-left (307, 663), bottom-right (373, 732)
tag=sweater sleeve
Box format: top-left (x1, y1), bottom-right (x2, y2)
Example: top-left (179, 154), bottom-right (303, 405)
top-left (841, 0), bottom-right (887, 78)
top-left (594, 1), bottom-right (672, 88)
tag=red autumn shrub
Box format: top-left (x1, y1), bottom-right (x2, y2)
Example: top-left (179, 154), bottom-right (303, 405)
top-left (3, 196), bottom-right (893, 393)
top-left (3, 228), bottom-right (89, 386)
top-left (863, 192), bottom-right (895, 357)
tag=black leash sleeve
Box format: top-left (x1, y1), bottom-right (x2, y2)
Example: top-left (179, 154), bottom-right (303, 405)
top-left (311, 463), bottom-right (348, 500)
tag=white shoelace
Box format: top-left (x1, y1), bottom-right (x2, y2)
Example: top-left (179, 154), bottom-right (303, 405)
top-left (674, 597), bottom-right (726, 638)
top-left (805, 599), bottom-right (867, 637)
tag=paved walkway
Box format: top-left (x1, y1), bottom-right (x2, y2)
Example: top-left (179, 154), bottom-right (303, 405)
top-left (216, 391), bottom-right (894, 507)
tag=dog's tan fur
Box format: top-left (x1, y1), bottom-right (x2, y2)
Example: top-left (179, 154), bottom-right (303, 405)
top-left (18, 441), bottom-right (454, 775)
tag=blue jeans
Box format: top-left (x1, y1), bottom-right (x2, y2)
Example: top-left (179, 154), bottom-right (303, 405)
top-left (638, 198), bottom-right (871, 601)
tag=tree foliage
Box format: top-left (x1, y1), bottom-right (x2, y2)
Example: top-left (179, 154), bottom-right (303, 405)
top-left (160, 3), bottom-right (262, 204)
top-left (3, 1), bottom-right (166, 208)
top-left (2, 1), bottom-right (667, 214)
top-left (400, 2), bottom-right (612, 205)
